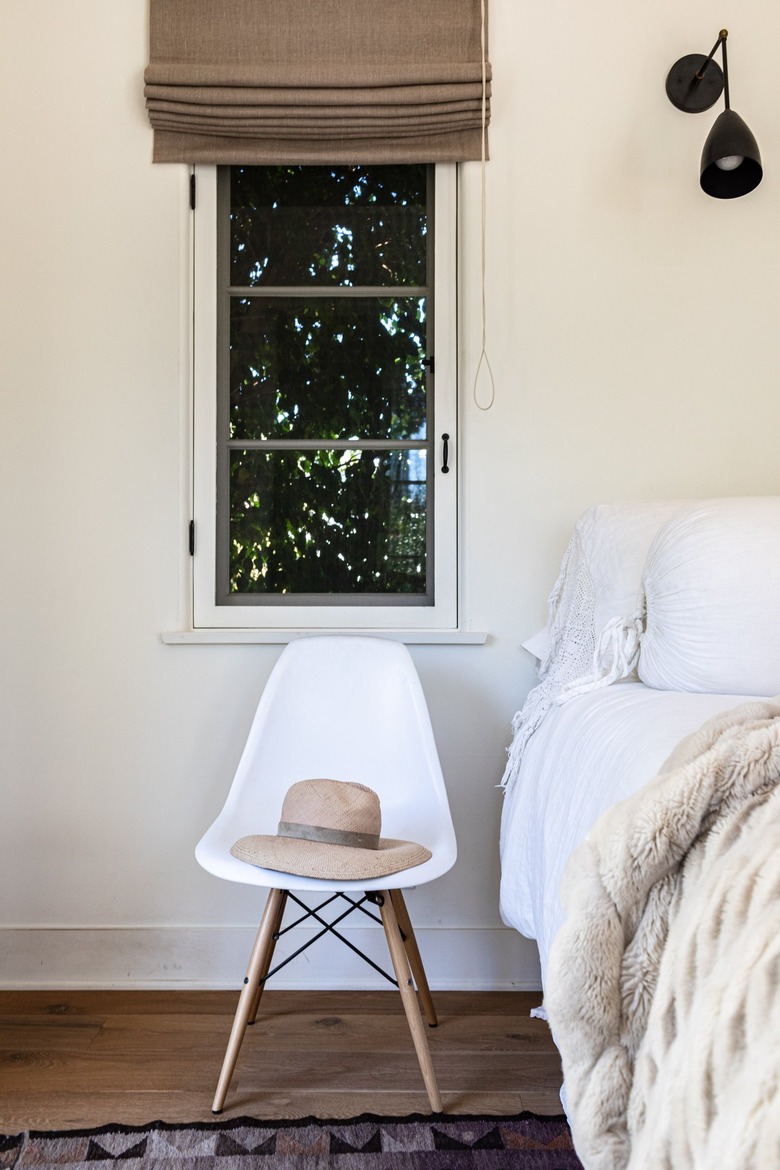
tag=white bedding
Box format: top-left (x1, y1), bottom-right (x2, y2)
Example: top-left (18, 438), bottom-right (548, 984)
top-left (498, 680), bottom-right (755, 986)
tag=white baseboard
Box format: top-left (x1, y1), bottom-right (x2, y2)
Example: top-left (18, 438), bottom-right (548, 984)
top-left (0, 924), bottom-right (542, 991)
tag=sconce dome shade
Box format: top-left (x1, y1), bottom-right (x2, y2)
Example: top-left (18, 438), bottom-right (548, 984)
top-left (700, 108), bottom-right (762, 198)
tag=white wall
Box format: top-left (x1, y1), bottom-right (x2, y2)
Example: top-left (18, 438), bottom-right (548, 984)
top-left (2, 0), bottom-right (779, 989)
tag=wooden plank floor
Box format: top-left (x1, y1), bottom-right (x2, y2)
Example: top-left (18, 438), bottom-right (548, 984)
top-left (0, 991), bottom-right (563, 1132)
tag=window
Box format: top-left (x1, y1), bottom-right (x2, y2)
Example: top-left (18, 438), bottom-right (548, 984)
top-left (192, 164), bottom-right (457, 631)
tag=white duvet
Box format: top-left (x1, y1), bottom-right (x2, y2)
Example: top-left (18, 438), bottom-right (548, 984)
top-left (498, 680), bottom-right (754, 986)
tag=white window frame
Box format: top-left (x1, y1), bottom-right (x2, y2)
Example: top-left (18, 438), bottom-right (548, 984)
top-left (190, 163), bottom-right (458, 632)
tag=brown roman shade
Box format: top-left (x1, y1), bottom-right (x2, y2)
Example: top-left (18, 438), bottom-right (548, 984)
top-left (144, 0), bottom-right (490, 164)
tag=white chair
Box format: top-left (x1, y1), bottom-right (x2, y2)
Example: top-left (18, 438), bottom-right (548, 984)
top-left (196, 634), bottom-right (457, 1114)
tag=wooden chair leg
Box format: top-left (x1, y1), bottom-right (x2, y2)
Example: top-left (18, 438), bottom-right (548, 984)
top-left (390, 889), bottom-right (438, 1027)
top-left (248, 890), bottom-right (287, 1025)
top-left (211, 887), bottom-right (287, 1114)
top-left (379, 890), bottom-right (443, 1113)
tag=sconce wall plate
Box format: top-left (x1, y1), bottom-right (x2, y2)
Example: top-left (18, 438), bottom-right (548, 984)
top-left (666, 54), bottom-right (723, 113)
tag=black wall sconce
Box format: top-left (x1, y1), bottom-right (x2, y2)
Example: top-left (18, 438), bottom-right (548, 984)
top-left (666, 29), bottom-right (762, 198)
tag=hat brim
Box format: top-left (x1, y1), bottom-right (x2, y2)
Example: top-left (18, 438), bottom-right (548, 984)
top-left (230, 834), bottom-right (432, 881)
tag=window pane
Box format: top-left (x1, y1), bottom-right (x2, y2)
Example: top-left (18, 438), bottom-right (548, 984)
top-left (228, 448), bottom-right (428, 597)
top-left (230, 296), bottom-right (428, 442)
top-left (230, 165), bottom-right (428, 288)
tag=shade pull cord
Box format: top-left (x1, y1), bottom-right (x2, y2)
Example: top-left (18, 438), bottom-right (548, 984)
top-left (472, 0), bottom-right (495, 411)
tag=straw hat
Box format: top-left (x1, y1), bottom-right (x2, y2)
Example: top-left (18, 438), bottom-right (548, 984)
top-left (230, 778), bottom-right (432, 881)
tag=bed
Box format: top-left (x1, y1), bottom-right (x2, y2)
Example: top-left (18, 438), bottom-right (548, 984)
top-left (499, 497), bottom-right (780, 1170)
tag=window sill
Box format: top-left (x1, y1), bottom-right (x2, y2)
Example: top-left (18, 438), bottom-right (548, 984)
top-left (161, 628), bottom-right (488, 645)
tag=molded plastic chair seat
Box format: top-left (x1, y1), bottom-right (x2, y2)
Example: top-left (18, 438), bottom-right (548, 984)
top-left (196, 635), bottom-right (457, 1114)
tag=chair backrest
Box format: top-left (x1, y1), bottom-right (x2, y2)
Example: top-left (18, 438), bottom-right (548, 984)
top-left (196, 635), bottom-right (456, 892)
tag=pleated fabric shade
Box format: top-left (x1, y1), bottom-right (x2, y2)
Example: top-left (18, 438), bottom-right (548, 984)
top-left (144, 0), bottom-right (491, 164)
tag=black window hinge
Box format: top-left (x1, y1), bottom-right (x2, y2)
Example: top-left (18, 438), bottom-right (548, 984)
top-left (188, 520), bottom-right (195, 556)
top-left (423, 355), bottom-right (435, 375)
top-left (189, 173), bottom-right (196, 210)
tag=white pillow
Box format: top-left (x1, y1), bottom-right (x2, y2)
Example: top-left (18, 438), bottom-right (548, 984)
top-left (501, 499), bottom-right (687, 789)
top-left (569, 500), bottom-right (688, 639)
top-left (639, 497), bottom-right (780, 695)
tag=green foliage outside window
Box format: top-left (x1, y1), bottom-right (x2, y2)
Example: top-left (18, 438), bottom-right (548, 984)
top-left (221, 164), bottom-right (432, 599)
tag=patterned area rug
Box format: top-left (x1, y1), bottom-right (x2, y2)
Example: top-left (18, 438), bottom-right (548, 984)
top-left (0, 1112), bottom-right (583, 1169)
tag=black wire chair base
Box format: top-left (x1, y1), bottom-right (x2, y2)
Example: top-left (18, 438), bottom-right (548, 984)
top-left (248, 890), bottom-right (402, 991)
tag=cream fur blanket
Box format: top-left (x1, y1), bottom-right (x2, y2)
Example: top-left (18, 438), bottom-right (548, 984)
top-left (545, 697), bottom-right (780, 1170)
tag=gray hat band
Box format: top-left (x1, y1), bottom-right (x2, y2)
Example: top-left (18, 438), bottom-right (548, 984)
top-left (278, 820), bottom-right (380, 850)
